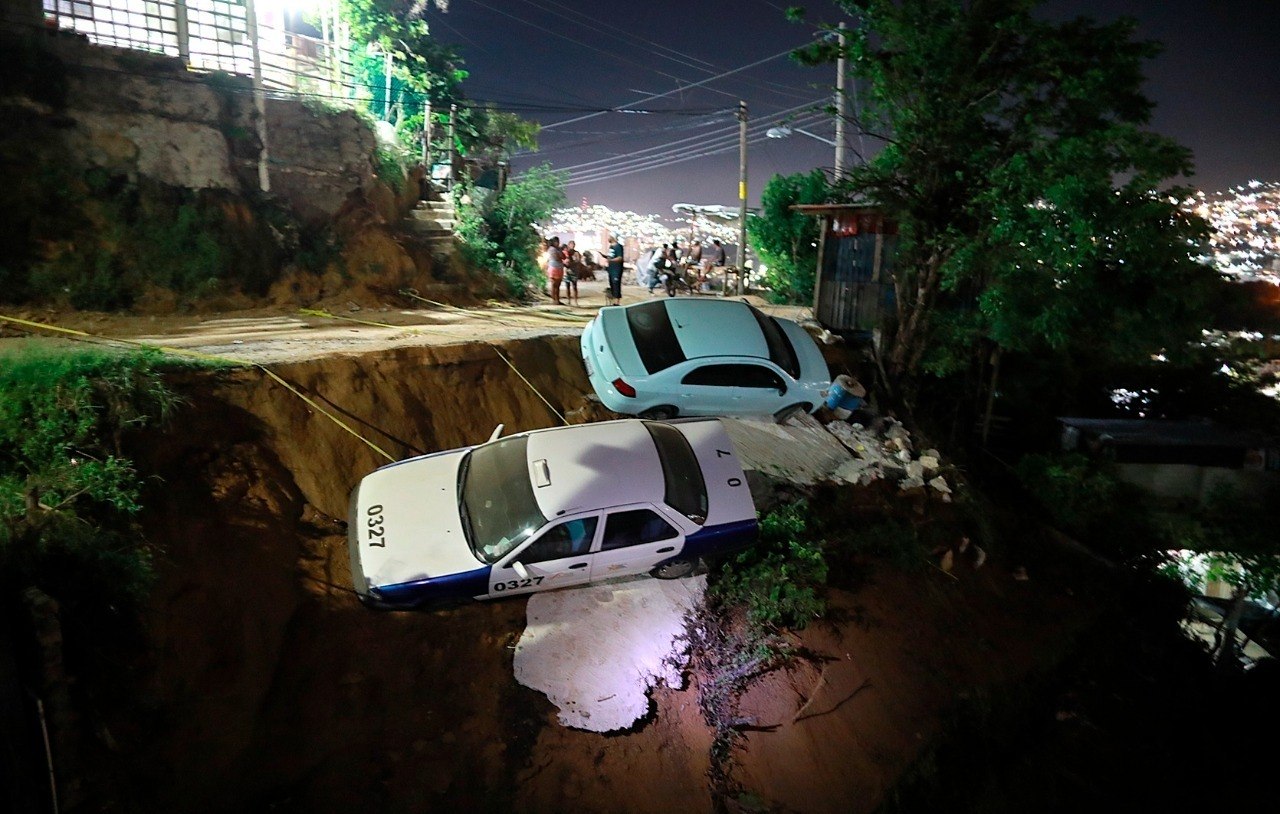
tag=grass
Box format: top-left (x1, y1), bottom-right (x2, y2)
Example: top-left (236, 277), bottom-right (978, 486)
top-left (0, 347), bottom-right (179, 609)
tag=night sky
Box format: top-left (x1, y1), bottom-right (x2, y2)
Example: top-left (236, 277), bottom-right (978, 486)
top-left (433, 0), bottom-right (1280, 215)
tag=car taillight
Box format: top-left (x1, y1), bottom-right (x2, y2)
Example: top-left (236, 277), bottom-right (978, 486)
top-left (612, 378), bottom-right (636, 398)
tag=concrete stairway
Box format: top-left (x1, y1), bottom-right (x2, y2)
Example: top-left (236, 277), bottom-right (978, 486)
top-left (404, 198), bottom-right (458, 254)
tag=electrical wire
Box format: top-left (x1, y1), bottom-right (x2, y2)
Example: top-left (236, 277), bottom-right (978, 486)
top-left (562, 113), bottom-right (830, 187)
top-left (540, 34), bottom-right (826, 131)
top-left (552, 98), bottom-right (825, 173)
top-left (553, 105), bottom-right (827, 181)
top-left (559, 113), bottom-right (828, 186)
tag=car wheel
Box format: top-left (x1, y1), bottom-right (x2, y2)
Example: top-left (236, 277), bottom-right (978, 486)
top-left (652, 558), bottom-right (695, 580)
top-left (774, 402), bottom-right (811, 424)
top-left (639, 405), bottom-right (678, 420)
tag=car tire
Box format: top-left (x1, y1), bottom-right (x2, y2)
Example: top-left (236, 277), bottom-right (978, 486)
top-left (652, 558), bottom-right (695, 580)
top-left (639, 405), bottom-right (678, 420)
top-left (774, 402), bottom-right (811, 424)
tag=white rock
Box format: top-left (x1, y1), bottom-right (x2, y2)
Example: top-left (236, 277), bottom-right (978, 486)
top-left (928, 476), bottom-right (952, 494)
top-left (900, 474), bottom-right (925, 490)
top-left (514, 576), bottom-right (706, 732)
top-left (919, 455), bottom-right (940, 472)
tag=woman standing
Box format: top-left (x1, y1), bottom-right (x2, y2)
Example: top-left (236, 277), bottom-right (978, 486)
top-left (546, 236), bottom-right (565, 305)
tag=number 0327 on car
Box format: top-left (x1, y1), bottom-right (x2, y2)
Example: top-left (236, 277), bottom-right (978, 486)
top-left (347, 418), bottom-right (758, 609)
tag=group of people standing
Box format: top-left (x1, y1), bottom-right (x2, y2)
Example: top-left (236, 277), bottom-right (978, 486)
top-left (541, 235), bottom-right (626, 307)
top-left (645, 238), bottom-right (728, 295)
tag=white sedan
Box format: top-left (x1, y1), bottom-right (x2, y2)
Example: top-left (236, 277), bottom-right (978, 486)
top-left (348, 419), bottom-right (758, 609)
top-left (581, 298), bottom-right (831, 422)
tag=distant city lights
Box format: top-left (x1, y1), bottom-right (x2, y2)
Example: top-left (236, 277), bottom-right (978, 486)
top-left (1191, 181), bottom-right (1280, 285)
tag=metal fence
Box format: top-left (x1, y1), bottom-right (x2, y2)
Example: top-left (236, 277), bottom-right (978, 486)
top-left (38, 0), bottom-right (356, 99)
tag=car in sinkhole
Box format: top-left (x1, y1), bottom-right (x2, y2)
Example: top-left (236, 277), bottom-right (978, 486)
top-left (580, 298), bottom-right (832, 423)
top-left (347, 418), bottom-right (758, 610)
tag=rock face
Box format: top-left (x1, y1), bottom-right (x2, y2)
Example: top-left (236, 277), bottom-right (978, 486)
top-left (265, 100), bottom-right (376, 222)
top-left (29, 34), bottom-right (375, 220)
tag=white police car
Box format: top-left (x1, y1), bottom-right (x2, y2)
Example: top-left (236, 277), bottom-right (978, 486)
top-left (348, 418), bottom-right (757, 609)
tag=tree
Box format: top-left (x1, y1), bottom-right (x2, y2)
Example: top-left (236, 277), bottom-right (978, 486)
top-left (1164, 488), bottom-right (1280, 668)
top-left (747, 170), bottom-right (830, 304)
top-left (339, 1), bottom-right (539, 158)
top-left (795, 0), bottom-right (1222, 415)
top-left (456, 164), bottom-right (566, 295)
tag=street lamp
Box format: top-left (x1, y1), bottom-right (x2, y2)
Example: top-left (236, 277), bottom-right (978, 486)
top-left (765, 126), bottom-right (838, 147)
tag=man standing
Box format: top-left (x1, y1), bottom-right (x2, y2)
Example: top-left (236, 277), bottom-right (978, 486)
top-left (606, 235), bottom-right (625, 306)
top-left (703, 239), bottom-right (726, 285)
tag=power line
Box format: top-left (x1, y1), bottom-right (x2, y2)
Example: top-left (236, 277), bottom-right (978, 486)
top-left (552, 98), bottom-right (824, 174)
top-left (540, 35), bottom-right (826, 131)
top-left (559, 111), bottom-right (828, 184)
top-left (561, 111), bottom-right (828, 186)
top-left (466, 0), bottom-right (740, 102)
top-left (512, 0), bottom-right (816, 103)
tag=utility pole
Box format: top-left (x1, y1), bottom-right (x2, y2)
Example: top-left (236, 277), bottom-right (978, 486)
top-left (448, 103), bottom-right (458, 190)
top-left (735, 100), bottom-right (748, 296)
top-left (834, 22), bottom-right (847, 178)
top-left (243, 0), bottom-right (270, 192)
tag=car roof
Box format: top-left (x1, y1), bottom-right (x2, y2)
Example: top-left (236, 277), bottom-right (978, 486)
top-left (524, 420), bottom-right (666, 519)
top-left (663, 299), bottom-right (769, 362)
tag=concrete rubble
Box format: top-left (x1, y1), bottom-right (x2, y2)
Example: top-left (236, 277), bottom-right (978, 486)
top-left (825, 418), bottom-right (955, 495)
top-left (513, 575), bottom-right (706, 732)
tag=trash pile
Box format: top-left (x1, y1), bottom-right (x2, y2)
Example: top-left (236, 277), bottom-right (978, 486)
top-left (825, 418), bottom-right (953, 496)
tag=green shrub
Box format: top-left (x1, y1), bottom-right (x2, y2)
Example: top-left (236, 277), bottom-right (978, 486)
top-left (1014, 452), bottom-right (1166, 559)
top-left (712, 500), bottom-right (828, 630)
top-left (834, 515), bottom-right (928, 571)
top-left (374, 144), bottom-right (408, 194)
top-left (0, 348), bottom-right (178, 607)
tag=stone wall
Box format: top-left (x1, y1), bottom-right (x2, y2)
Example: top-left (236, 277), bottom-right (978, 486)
top-left (21, 30), bottom-right (375, 222)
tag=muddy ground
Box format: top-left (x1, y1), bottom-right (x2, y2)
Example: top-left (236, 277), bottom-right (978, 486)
top-left (11, 324), bottom-right (1123, 814)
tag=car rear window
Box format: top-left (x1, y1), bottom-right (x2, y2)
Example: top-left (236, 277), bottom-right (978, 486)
top-left (749, 306), bottom-right (800, 379)
top-left (626, 300), bottom-right (686, 373)
top-left (644, 421), bottom-right (708, 524)
top-left (459, 436), bottom-right (548, 564)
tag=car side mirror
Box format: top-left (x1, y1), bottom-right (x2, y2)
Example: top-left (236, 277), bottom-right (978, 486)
top-left (512, 561), bottom-right (530, 580)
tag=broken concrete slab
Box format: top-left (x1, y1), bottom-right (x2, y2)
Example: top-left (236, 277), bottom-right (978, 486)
top-left (721, 415), bottom-right (853, 485)
top-left (514, 575), bottom-right (706, 732)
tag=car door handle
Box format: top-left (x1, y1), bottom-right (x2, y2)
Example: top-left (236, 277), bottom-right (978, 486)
top-left (656, 546), bottom-right (675, 553)
top-left (569, 562), bottom-right (589, 569)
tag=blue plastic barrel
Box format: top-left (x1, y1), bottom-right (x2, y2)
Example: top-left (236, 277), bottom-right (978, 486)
top-left (825, 379), bottom-right (865, 411)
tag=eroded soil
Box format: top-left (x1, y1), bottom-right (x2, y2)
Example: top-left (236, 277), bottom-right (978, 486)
top-left (56, 331), bottom-right (1108, 813)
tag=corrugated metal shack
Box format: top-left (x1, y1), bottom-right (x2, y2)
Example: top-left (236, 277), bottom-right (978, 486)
top-left (793, 204), bottom-right (897, 335)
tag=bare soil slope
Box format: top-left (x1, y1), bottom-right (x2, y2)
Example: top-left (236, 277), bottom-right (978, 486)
top-left (76, 336), bottom-right (1106, 812)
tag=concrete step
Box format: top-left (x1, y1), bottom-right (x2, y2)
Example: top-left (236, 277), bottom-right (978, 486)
top-left (413, 202), bottom-right (456, 215)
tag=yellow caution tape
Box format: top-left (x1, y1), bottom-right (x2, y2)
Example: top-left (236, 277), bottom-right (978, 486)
top-left (0, 313), bottom-right (396, 463)
top-left (298, 308), bottom-right (569, 427)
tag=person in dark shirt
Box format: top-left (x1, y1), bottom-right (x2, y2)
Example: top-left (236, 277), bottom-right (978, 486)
top-left (606, 235), bottom-right (625, 305)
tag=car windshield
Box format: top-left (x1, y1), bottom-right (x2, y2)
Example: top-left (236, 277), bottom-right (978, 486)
top-left (750, 306), bottom-right (801, 378)
top-left (626, 300), bottom-right (686, 373)
top-left (458, 436), bottom-right (547, 564)
top-left (644, 421), bottom-right (708, 524)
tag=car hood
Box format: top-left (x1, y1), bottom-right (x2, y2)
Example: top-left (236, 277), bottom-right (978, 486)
top-left (349, 449), bottom-right (480, 592)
